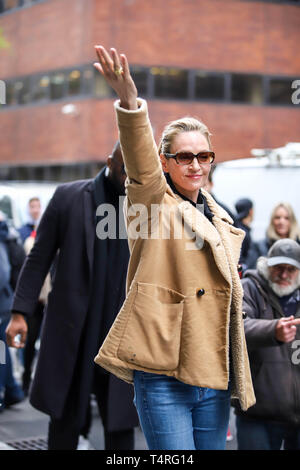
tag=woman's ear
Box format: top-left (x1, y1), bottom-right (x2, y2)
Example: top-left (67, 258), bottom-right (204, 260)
top-left (160, 154), bottom-right (169, 173)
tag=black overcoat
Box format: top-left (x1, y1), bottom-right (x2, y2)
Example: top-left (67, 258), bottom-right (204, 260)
top-left (12, 170), bottom-right (138, 431)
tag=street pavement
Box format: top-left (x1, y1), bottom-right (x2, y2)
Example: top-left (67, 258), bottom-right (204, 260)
top-left (0, 395), bottom-right (148, 450)
top-left (0, 349), bottom-right (238, 451)
top-left (0, 396), bottom-right (238, 451)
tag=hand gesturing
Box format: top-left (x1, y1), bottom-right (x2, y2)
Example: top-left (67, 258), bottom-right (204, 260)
top-left (94, 45), bottom-right (138, 110)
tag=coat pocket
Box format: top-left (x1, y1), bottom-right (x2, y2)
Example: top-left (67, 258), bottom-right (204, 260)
top-left (117, 282), bottom-right (185, 371)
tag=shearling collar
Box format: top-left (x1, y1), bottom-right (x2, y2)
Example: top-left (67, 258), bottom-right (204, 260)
top-left (201, 189), bottom-right (234, 224)
top-left (165, 181), bottom-right (233, 225)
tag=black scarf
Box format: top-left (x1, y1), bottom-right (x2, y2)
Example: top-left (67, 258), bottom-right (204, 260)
top-left (165, 173), bottom-right (214, 223)
top-left (92, 168), bottom-right (129, 352)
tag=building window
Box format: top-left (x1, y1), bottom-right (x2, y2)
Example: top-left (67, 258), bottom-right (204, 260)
top-left (82, 66), bottom-right (94, 95)
top-left (151, 67), bottom-right (188, 99)
top-left (1, 0), bottom-right (18, 12)
top-left (15, 77), bottom-right (31, 105)
top-left (94, 69), bottom-right (112, 98)
top-left (0, 161), bottom-right (105, 182)
top-left (231, 74), bottom-right (263, 104)
top-left (131, 66), bottom-right (148, 97)
top-left (0, 0), bottom-right (46, 13)
top-left (32, 75), bottom-right (49, 102)
top-left (50, 72), bottom-right (66, 100)
top-left (195, 72), bottom-right (225, 101)
top-left (268, 78), bottom-right (295, 105)
top-left (241, 0), bottom-right (300, 4)
top-left (5, 80), bottom-right (17, 105)
top-left (68, 69), bottom-right (81, 96)
top-left (0, 64), bottom-right (299, 110)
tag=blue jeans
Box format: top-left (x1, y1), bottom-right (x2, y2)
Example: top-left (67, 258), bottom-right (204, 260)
top-left (133, 371), bottom-right (231, 450)
top-left (0, 318), bottom-right (22, 400)
top-left (236, 415), bottom-right (300, 450)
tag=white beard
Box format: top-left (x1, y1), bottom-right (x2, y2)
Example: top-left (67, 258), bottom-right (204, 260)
top-left (256, 257), bottom-right (300, 298)
top-left (268, 280), bottom-right (299, 297)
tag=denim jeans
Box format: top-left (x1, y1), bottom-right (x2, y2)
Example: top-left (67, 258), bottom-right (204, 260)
top-left (133, 371), bottom-right (231, 450)
top-left (0, 317), bottom-right (22, 401)
top-left (236, 415), bottom-right (300, 450)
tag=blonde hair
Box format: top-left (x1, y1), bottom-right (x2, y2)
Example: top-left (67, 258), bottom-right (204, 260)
top-left (158, 117), bottom-right (212, 155)
top-left (267, 202), bottom-right (300, 241)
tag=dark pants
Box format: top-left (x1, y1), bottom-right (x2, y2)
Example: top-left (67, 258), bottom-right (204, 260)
top-left (22, 302), bottom-right (44, 393)
top-left (48, 373), bottom-right (134, 450)
top-left (236, 415), bottom-right (300, 450)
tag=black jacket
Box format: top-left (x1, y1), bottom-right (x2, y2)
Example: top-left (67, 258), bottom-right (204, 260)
top-left (12, 171), bottom-right (138, 431)
top-left (233, 269), bottom-right (300, 426)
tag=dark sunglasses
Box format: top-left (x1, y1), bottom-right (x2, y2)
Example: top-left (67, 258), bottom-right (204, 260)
top-left (164, 151), bottom-right (215, 166)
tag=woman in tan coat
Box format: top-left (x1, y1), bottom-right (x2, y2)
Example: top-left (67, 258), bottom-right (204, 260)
top-left (93, 46), bottom-right (255, 450)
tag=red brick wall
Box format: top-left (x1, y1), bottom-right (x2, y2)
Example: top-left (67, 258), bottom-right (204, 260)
top-left (91, 0), bottom-right (300, 75)
top-left (0, 98), bottom-right (298, 165)
top-left (0, 0), bottom-right (94, 78)
top-left (0, 0), bottom-right (299, 167)
top-left (1, 0), bottom-right (299, 78)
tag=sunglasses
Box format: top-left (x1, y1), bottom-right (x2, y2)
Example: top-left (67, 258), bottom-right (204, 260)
top-left (271, 265), bottom-right (298, 275)
top-left (164, 151), bottom-right (215, 166)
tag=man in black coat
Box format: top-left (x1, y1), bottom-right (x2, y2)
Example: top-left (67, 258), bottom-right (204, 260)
top-left (6, 142), bottom-right (139, 450)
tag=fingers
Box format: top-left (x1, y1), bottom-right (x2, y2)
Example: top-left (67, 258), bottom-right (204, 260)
top-left (95, 45), bottom-right (113, 71)
top-left (120, 53), bottom-right (130, 78)
top-left (281, 315), bottom-right (294, 322)
top-left (93, 44), bottom-right (138, 110)
top-left (6, 331), bottom-right (26, 348)
top-left (110, 48), bottom-right (122, 73)
top-left (94, 45), bottom-right (124, 78)
top-left (6, 319), bottom-right (27, 348)
top-left (282, 319), bottom-right (300, 328)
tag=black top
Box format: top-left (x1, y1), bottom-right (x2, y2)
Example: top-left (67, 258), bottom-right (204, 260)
top-left (165, 173), bottom-right (214, 223)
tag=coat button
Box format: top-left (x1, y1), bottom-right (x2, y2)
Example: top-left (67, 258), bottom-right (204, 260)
top-left (242, 311), bottom-right (247, 319)
top-left (197, 289), bottom-right (205, 297)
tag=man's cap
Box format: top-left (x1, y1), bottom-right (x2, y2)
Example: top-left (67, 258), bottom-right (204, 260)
top-left (235, 198), bottom-right (253, 220)
top-left (267, 238), bottom-right (300, 270)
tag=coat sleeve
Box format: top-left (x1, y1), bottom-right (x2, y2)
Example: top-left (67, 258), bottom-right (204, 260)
top-left (11, 186), bottom-right (62, 316)
top-left (242, 278), bottom-right (280, 349)
top-left (114, 98), bottom-right (167, 207)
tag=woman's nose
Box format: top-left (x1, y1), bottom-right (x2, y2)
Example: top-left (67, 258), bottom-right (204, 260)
top-left (190, 157), bottom-right (201, 170)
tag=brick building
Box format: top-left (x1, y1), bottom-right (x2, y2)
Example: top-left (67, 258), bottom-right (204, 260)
top-left (0, 0), bottom-right (299, 181)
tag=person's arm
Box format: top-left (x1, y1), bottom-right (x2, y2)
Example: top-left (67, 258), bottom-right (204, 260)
top-left (94, 46), bottom-right (166, 206)
top-left (242, 278), bottom-right (282, 348)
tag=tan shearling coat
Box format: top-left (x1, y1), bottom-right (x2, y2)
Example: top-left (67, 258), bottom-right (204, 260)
top-left (95, 99), bottom-right (256, 411)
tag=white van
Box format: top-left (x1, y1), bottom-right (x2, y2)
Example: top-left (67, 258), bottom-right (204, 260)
top-left (212, 143), bottom-right (300, 241)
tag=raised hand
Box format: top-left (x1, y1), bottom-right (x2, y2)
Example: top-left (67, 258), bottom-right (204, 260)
top-left (94, 46), bottom-right (138, 110)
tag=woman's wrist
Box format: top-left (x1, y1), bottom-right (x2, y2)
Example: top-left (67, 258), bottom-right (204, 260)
top-left (119, 97), bottom-right (138, 110)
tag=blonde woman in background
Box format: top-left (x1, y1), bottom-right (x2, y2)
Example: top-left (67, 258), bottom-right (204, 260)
top-left (249, 203), bottom-right (300, 268)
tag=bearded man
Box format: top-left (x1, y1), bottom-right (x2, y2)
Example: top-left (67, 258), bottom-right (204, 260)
top-left (233, 238), bottom-right (300, 450)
